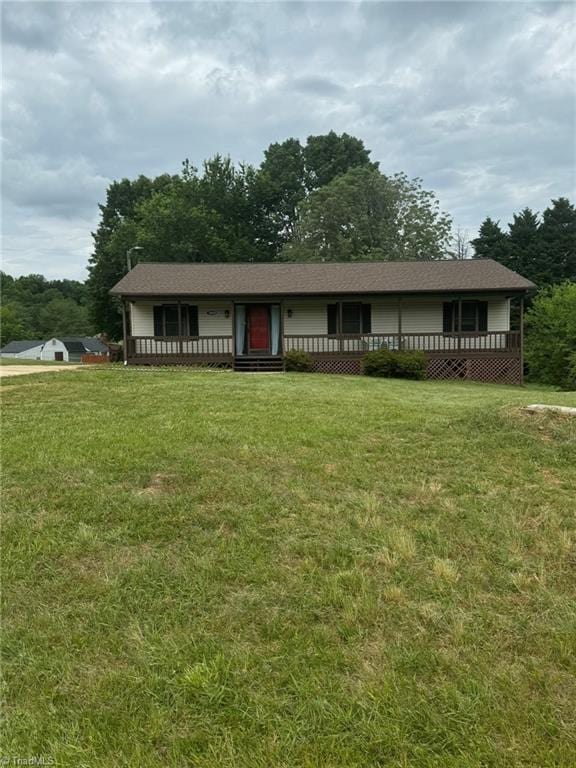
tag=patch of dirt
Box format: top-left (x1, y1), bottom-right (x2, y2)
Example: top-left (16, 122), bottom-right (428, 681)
top-left (136, 472), bottom-right (175, 497)
top-left (540, 468), bottom-right (562, 486)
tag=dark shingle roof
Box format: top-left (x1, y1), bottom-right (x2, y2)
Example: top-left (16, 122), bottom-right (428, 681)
top-left (110, 260), bottom-right (535, 297)
top-left (57, 337), bottom-right (109, 354)
top-left (61, 340), bottom-right (86, 353)
top-left (0, 339), bottom-right (44, 353)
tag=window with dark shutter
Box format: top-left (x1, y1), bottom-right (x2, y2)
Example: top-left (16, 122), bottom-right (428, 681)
top-left (478, 301), bottom-right (488, 332)
top-left (327, 304), bottom-right (338, 335)
top-left (443, 302), bottom-right (454, 333)
top-left (361, 304), bottom-right (372, 333)
top-left (189, 305), bottom-right (199, 337)
top-left (153, 306), bottom-right (164, 337)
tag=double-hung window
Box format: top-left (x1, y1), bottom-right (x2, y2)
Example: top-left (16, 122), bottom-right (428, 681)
top-left (327, 302), bottom-right (372, 334)
top-left (443, 301), bottom-right (488, 333)
top-left (153, 305), bottom-right (199, 337)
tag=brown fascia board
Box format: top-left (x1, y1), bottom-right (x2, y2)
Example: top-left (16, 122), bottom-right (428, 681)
top-left (117, 287), bottom-right (532, 300)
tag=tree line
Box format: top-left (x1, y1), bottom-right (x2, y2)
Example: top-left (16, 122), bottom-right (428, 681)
top-left (0, 273), bottom-right (92, 347)
top-left (472, 200), bottom-right (575, 287)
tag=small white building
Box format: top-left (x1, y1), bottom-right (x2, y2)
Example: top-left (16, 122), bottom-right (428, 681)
top-left (0, 340), bottom-right (45, 359)
top-left (40, 337), bottom-right (110, 362)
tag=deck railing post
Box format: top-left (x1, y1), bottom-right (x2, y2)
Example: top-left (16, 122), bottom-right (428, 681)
top-left (397, 298), bottom-right (403, 350)
top-left (519, 296), bottom-right (524, 385)
top-left (177, 300), bottom-right (183, 357)
top-left (457, 298), bottom-right (462, 354)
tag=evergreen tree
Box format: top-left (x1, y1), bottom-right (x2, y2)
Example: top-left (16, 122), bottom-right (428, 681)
top-left (540, 197), bottom-right (576, 284)
top-left (471, 218), bottom-right (510, 263)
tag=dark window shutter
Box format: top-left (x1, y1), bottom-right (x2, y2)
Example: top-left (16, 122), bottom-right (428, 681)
top-left (361, 304), bottom-right (372, 333)
top-left (189, 305), bottom-right (199, 337)
top-left (327, 304), bottom-right (338, 335)
top-left (478, 301), bottom-right (488, 332)
top-left (443, 302), bottom-right (454, 333)
top-left (153, 306), bottom-right (163, 337)
top-left (181, 305), bottom-right (189, 335)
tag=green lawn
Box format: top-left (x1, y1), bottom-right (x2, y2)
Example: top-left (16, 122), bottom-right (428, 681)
top-left (2, 369), bottom-right (575, 767)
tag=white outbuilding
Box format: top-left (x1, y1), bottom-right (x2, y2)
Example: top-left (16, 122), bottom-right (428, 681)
top-left (0, 340), bottom-right (45, 359)
top-left (40, 337), bottom-right (110, 362)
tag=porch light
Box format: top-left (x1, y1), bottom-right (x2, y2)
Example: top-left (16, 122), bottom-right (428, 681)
top-left (225, 309), bottom-right (230, 318)
top-left (287, 309), bottom-right (293, 318)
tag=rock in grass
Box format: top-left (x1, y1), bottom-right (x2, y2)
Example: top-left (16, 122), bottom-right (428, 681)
top-left (524, 404), bottom-right (576, 416)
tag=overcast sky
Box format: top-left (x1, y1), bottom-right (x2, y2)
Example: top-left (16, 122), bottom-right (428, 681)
top-left (2, 1), bottom-right (574, 280)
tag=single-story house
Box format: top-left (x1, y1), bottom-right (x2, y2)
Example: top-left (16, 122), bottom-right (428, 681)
top-left (40, 337), bottom-right (110, 362)
top-left (0, 339), bottom-right (45, 359)
top-left (110, 259), bottom-right (535, 384)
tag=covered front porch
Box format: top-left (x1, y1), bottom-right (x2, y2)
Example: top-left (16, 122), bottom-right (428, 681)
top-left (125, 331), bottom-right (522, 362)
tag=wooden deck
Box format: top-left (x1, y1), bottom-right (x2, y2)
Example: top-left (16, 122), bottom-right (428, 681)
top-left (125, 331), bottom-right (523, 383)
top-left (126, 331), bottom-right (520, 362)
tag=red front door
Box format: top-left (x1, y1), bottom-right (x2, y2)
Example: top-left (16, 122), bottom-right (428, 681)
top-left (248, 305), bottom-right (270, 352)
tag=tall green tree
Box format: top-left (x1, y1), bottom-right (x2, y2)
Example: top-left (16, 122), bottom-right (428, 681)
top-left (258, 131), bottom-right (377, 246)
top-left (525, 281), bottom-right (576, 390)
top-left (507, 208), bottom-right (541, 276)
top-left (283, 167), bottom-right (452, 262)
top-left (0, 303), bottom-right (34, 346)
top-left (304, 131), bottom-right (377, 190)
top-left (38, 298), bottom-right (92, 338)
top-left (257, 138), bottom-right (307, 244)
top-left (135, 157), bottom-right (275, 264)
top-left (87, 174), bottom-right (175, 338)
top-left (471, 218), bottom-right (510, 263)
top-left (540, 197), bottom-right (576, 284)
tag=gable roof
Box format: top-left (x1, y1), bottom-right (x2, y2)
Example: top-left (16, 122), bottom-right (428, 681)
top-left (70, 337), bottom-right (109, 353)
top-left (0, 339), bottom-right (44, 353)
top-left (44, 337), bottom-right (110, 353)
top-left (110, 259), bottom-right (535, 297)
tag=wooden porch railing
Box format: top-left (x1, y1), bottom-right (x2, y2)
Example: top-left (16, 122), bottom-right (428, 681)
top-left (126, 331), bottom-right (521, 360)
top-left (283, 331), bottom-right (521, 356)
top-left (127, 336), bottom-right (233, 358)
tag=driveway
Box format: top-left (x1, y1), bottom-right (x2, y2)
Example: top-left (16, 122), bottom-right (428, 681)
top-left (0, 364), bottom-right (85, 378)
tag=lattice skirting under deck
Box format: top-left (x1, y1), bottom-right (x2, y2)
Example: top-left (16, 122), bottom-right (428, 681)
top-left (311, 356), bottom-right (521, 384)
top-left (312, 359), bottom-right (363, 376)
top-left (426, 357), bottom-right (522, 385)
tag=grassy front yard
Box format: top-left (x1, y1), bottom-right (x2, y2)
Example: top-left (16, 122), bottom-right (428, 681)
top-left (2, 369), bottom-right (575, 767)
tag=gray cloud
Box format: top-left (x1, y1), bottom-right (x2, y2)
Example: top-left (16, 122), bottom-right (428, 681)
top-left (1, 1), bottom-right (574, 279)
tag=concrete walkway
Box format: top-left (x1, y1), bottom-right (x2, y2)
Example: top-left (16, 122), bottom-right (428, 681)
top-left (0, 364), bottom-right (85, 378)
